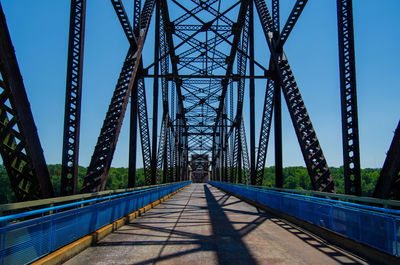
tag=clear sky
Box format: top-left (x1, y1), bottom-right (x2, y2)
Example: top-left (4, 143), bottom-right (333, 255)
top-left (1, 0), bottom-right (399, 169)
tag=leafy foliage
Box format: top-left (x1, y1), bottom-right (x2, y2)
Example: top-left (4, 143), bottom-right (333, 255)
top-left (0, 165), bottom-right (15, 203)
top-left (0, 165), bottom-right (381, 204)
top-left (262, 166), bottom-right (380, 196)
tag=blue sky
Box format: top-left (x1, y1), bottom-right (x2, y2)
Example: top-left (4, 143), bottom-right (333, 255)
top-left (1, 0), bottom-right (399, 169)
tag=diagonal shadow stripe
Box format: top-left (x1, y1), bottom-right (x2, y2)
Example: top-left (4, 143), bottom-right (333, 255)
top-left (204, 184), bottom-right (258, 265)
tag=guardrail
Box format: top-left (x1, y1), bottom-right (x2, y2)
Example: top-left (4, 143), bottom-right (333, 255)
top-left (228, 183), bottom-right (400, 209)
top-left (209, 181), bottom-right (400, 257)
top-left (0, 181), bottom-right (191, 265)
top-left (0, 182), bottom-right (184, 216)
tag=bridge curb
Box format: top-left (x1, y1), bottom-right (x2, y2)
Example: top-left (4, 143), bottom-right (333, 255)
top-left (211, 184), bottom-right (400, 265)
top-left (30, 183), bottom-right (191, 265)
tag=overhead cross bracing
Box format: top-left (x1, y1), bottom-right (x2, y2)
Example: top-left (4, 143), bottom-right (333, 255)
top-left (77, 0), bottom-right (345, 193)
top-left (1, 0), bottom-right (400, 202)
top-left (166, 0), bottom-right (250, 157)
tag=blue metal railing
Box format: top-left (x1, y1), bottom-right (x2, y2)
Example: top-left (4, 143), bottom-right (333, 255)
top-left (209, 181), bottom-right (400, 257)
top-left (0, 181), bottom-right (190, 265)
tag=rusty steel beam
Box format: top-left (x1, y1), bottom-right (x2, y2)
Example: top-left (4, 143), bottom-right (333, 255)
top-left (61, 0), bottom-right (87, 196)
top-left (128, 0), bottom-right (141, 188)
top-left (254, 0), bottom-right (337, 193)
top-left (0, 3), bottom-right (53, 201)
top-left (337, 0), bottom-right (361, 195)
top-left (111, 0), bottom-right (136, 45)
top-left (81, 0), bottom-right (156, 192)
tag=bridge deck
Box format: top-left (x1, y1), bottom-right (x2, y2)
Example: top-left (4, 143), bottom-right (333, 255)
top-left (64, 184), bottom-right (367, 265)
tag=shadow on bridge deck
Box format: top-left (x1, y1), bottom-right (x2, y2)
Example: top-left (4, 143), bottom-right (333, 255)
top-left (64, 184), bottom-right (367, 265)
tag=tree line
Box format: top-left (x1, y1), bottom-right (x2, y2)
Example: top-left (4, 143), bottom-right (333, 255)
top-left (0, 164), bottom-right (380, 204)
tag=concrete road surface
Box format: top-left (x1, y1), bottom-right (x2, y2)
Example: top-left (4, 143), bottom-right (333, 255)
top-left (64, 183), bottom-right (367, 265)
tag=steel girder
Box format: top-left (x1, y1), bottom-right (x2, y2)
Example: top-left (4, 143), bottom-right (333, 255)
top-left (158, 0), bottom-right (249, 179)
top-left (219, 3), bottom-right (251, 184)
top-left (128, 79), bottom-right (138, 188)
top-left (254, 0), bottom-right (337, 192)
top-left (128, 0), bottom-right (142, 188)
top-left (373, 121), bottom-right (400, 200)
top-left (81, 0), bottom-right (156, 192)
top-left (337, 0), bottom-right (361, 195)
top-left (137, 77), bottom-right (152, 185)
top-left (0, 4), bottom-right (53, 201)
top-left (272, 0), bottom-right (283, 188)
top-left (113, 0), bottom-right (153, 187)
top-left (111, 0), bottom-right (136, 45)
top-left (240, 117), bottom-right (251, 185)
top-left (249, 2), bottom-right (256, 185)
top-left (231, 123), bottom-right (240, 183)
top-left (61, 0), bottom-right (86, 196)
top-left (255, 79), bottom-right (275, 185)
top-left (150, 0), bottom-right (161, 186)
top-left (276, 0), bottom-right (307, 49)
top-left (158, 8), bottom-right (174, 184)
top-left (156, 114), bottom-right (167, 184)
top-left (210, 0), bottom-right (249, 164)
top-left (159, 0), bottom-right (188, 182)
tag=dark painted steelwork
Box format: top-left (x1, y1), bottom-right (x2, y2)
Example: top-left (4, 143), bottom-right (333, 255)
top-left (249, 1), bottom-right (256, 185)
top-left (137, 77), bottom-right (152, 185)
top-left (255, 79), bottom-right (274, 186)
top-left (337, 0), bottom-right (361, 195)
top-left (229, 3), bottom-right (250, 184)
top-left (254, 0), bottom-right (337, 192)
top-left (240, 117), bottom-right (251, 185)
top-left (111, 0), bottom-right (135, 45)
top-left (151, 0), bottom-right (160, 185)
top-left (212, 1), bottom-right (249, 166)
top-left (272, 0), bottom-right (283, 188)
top-left (128, 0), bottom-right (142, 188)
top-left (128, 80), bottom-right (138, 188)
top-left (61, 0), bottom-right (87, 196)
top-left (232, 123), bottom-right (240, 183)
top-left (274, 77), bottom-right (283, 188)
top-left (276, 0), bottom-right (307, 49)
top-left (3, 0), bottom-right (382, 201)
top-left (158, 6), bottom-right (172, 184)
top-left (373, 121), bottom-right (400, 200)
top-left (156, 114), bottom-right (167, 184)
top-left (0, 4), bottom-right (53, 201)
top-left (81, 0), bottom-right (156, 192)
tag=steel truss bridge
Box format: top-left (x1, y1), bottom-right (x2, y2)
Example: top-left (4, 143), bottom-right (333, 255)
top-left (0, 0), bottom-right (399, 264)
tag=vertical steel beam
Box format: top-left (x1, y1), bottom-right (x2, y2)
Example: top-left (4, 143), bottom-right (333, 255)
top-left (238, 124), bottom-right (243, 184)
top-left (254, 0), bottom-right (337, 192)
top-left (61, 0), bottom-right (86, 196)
top-left (274, 78), bottom-right (283, 188)
top-left (240, 118), bottom-right (251, 184)
top-left (156, 113), bottom-right (167, 183)
top-left (249, 0), bottom-right (256, 185)
top-left (272, 0), bottom-right (283, 188)
top-left (229, 83), bottom-right (234, 182)
top-left (129, 0), bottom-right (140, 188)
top-left (337, 0), bottom-right (361, 195)
top-left (162, 122), bottom-right (168, 183)
top-left (151, 0), bottom-right (160, 185)
top-left (0, 4), bottom-right (53, 200)
top-left (128, 81), bottom-right (138, 188)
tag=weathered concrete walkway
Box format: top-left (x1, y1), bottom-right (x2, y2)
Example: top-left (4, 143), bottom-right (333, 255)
top-left (64, 183), bottom-right (367, 265)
